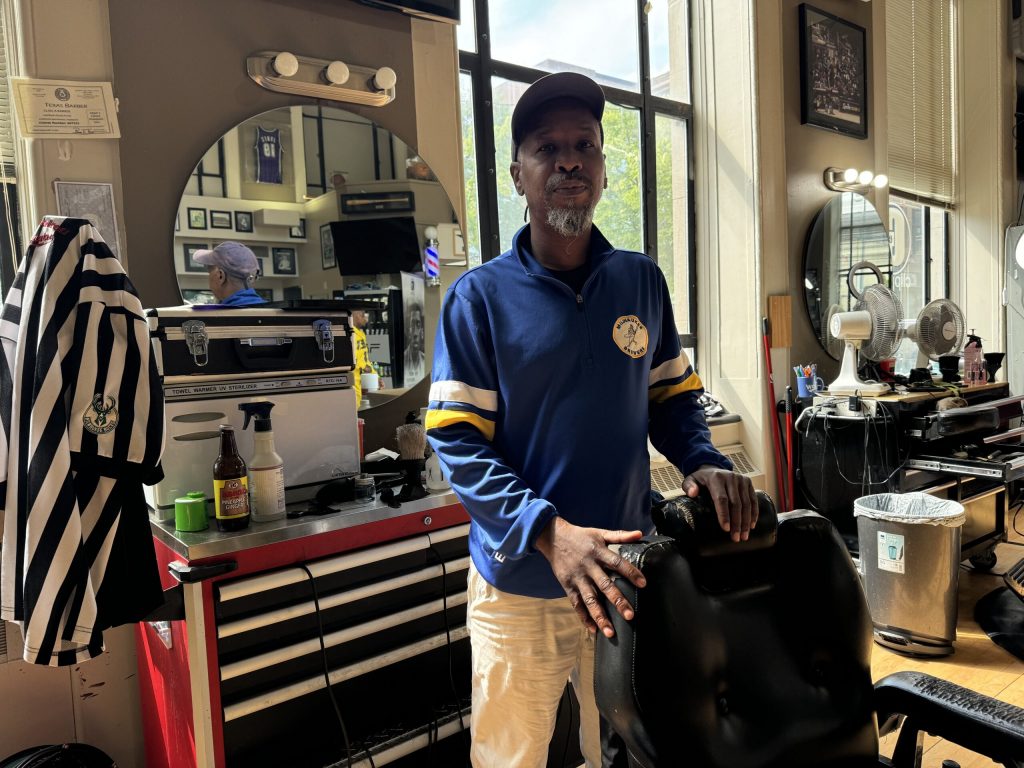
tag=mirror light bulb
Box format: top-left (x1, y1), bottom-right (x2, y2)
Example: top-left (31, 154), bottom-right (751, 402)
top-left (324, 61), bottom-right (350, 85)
top-left (272, 52), bottom-right (299, 78)
top-left (858, 170), bottom-right (874, 185)
top-left (843, 168), bottom-right (859, 184)
top-left (374, 67), bottom-right (397, 91)
top-left (872, 173), bottom-right (888, 189)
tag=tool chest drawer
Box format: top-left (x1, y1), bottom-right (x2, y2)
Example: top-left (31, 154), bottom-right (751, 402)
top-left (214, 524), bottom-right (471, 767)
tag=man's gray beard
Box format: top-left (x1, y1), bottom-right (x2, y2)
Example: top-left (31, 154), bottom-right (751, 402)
top-left (546, 204), bottom-right (595, 237)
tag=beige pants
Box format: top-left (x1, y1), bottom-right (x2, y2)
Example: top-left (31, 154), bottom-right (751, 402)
top-left (466, 562), bottom-right (602, 768)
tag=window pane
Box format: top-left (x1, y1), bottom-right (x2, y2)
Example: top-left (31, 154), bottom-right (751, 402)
top-left (888, 196), bottom-right (928, 316)
top-left (592, 103), bottom-right (642, 252)
top-left (492, 76), bottom-right (642, 253)
top-left (458, 0), bottom-right (476, 52)
top-left (648, 0), bottom-right (690, 102)
top-left (492, 76), bottom-right (522, 250)
top-left (459, 72), bottom-right (483, 267)
top-left (655, 113), bottom-right (690, 333)
top-left (489, 0), bottom-right (640, 92)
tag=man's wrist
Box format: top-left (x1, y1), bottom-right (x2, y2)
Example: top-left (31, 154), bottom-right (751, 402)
top-left (533, 514), bottom-right (562, 558)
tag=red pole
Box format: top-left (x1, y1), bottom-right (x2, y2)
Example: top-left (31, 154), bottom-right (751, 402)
top-left (785, 385), bottom-right (795, 512)
top-left (762, 317), bottom-right (786, 507)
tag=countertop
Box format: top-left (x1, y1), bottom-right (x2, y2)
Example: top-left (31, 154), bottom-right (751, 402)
top-left (150, 489), bottom-right (461, 561)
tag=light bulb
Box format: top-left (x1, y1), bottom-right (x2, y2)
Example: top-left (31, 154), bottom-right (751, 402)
top-left (872, 174), bottom-right (888, 189)
top-left (843, 168), bottom-right (859, 184)
top-left (272, 52), bottom-right (299, 77)
top-left (804, 278), bottom-right (814, 290)
top-left (373, 67), bottom-right (397, 91)
top-left (424, 225), bottom-right (438, 240)
top-left (323, 61), bottom-right (350, 85)
top-left (858, 170), bottom-right (874, 185)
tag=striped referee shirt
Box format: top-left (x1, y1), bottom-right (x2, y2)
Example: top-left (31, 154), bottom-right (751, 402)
top-left (0, 217), bottom-right (164, 665)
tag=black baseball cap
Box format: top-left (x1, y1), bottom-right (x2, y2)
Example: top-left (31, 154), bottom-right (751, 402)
top-left (511, 72), bottom-right (606, 159)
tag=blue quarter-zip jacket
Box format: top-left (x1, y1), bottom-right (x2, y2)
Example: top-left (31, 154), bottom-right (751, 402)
top-left (426, 225), bottom-right (730, 598)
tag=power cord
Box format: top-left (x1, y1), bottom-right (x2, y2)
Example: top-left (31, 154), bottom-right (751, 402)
top-left (299, 563), bottom-right (376, 768)
top-left (427, 543), bottom-right (471, 766)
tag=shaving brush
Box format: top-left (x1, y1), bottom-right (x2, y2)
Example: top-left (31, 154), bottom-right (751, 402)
top-left (395, 423), bottom-right (427, 501)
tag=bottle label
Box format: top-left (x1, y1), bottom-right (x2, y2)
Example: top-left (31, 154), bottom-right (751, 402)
top-left (249, 465), bottom-right (286, 521)
top-left (214, 477), bottom-right (250, 519)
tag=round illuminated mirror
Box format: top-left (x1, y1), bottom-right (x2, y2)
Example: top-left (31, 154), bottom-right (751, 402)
top-left (174, 105), bottom-right (462, 410)
top-left (803, 192), bottom-right (892, 360)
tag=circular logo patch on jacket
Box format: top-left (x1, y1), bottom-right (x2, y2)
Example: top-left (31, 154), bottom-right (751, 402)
top-left (83, 394), bottom-right (118, 435)
top-left (612, 315), bottom-right (648, 359)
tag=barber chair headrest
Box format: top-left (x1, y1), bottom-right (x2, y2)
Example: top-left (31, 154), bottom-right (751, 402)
top-left (650, 489), bottom-right (778, 593)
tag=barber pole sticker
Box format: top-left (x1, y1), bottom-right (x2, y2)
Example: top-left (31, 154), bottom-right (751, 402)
top-left (877, 531), bottom-right (905, 574)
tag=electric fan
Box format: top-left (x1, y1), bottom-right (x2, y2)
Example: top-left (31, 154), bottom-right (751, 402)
top-left (827, 284), bottom-right (903, 395)
top-left (823, 303), bottom-right (845, 360)
top-left (901, 298), bottom-right (966, 367)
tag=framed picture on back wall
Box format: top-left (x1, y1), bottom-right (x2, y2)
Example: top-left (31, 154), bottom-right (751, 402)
top-left (798, 4), bottom-right (868, 139)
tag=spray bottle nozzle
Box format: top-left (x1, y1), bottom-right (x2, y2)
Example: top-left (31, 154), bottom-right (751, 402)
top-left (238, 401), bottom-right (276, 432)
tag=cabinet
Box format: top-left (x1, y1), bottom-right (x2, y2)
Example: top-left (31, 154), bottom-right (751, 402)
top-left (137, 495), bottom-right (471, 768)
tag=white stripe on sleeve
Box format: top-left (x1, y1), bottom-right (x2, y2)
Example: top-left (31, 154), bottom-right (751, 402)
top-left (429, 380), bottom-right (498, 412)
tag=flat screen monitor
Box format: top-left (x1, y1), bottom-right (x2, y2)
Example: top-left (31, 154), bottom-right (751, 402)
top-left (331, 216), bottom-right (423, 276)
top-left (355, 0), bottom-right (459, 23)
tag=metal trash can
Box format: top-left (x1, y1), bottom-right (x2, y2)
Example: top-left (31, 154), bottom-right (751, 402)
top-left (854, 492), bottom-right (966, 657)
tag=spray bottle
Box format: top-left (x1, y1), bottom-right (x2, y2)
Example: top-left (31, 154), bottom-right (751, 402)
top-left (238, 401), bottom-right (286, 522)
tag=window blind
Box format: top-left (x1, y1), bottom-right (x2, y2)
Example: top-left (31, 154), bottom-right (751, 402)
top-left (886, 0), bottom-right (955, 205)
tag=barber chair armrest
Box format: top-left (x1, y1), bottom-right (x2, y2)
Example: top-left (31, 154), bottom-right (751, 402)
top-left (874, 671), bottom-right (1024, 763)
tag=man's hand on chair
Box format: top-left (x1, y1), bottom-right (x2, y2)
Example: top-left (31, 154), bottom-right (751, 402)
top-left (681, 465), bottom-right (759, 543)
top-left (534, 517), bottom-right (647, 638)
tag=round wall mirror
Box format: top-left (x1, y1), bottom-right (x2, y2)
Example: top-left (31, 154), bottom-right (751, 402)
top-left (173, 104), bottom-right (460, 410)
top-left (803, 192), bottom-right (892, 360)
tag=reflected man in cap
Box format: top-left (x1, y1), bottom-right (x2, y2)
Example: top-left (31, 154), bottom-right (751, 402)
top-left (192, 241), bottom-right (266, 307)
top-left (427, 72), bottom-right (757, 767)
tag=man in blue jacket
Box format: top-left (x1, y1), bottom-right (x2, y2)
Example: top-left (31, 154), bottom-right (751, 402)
top-left (426, 72), bottom-right (758, 767)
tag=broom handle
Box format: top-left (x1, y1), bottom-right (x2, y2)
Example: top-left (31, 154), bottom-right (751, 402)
top-left (762, 318), bottom-right (787, 507)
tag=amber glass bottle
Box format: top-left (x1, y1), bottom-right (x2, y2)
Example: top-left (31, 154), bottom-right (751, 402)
top-left (213, 425), bottom-right (250, 532)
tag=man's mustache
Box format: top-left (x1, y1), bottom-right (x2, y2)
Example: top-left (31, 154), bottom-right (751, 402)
top-left (545, 171), bottom-right (592, 193)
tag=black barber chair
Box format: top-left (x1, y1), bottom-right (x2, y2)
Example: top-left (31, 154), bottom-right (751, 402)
top-left (595, 491), bottom-right (1024, 767)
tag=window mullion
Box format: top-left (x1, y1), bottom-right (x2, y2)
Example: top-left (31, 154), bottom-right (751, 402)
top-left (637, 0), bottom-right (657, 262)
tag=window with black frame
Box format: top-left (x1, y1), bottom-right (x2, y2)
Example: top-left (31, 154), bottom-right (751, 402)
top-left (457, 0), bottom-right (697, 349)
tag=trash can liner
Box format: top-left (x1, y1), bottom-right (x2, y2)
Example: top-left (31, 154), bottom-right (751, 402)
top-left (853, 492), bottom-right (966, 527)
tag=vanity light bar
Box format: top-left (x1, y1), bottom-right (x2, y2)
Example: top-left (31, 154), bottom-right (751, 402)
top-left (246, 50), bottom-right (396, 107)
top-left (823, 166), bottom-right (888, 193)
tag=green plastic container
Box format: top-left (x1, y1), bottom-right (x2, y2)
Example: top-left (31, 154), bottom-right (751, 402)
top-left (175, 491), bottom-right (209, 532)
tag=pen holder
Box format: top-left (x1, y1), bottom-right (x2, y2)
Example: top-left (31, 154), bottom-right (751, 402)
top-left (796, 375), bottom-right (824, 398)
top-left (396, 458), bottom-right (427, 502)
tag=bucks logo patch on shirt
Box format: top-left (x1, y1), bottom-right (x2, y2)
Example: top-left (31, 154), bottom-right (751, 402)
top-left (83, 394), bottom-right (118, 435)
top-left (612, 315), bottom-right (648, 359)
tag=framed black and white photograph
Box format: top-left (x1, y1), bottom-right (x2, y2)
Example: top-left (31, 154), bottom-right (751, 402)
top-left (181, 288), bottom-right (217, 305)
top-left (799, 4), bottom-right (868, 139)
top-left (183, 243), bottom-right (210, 273)
top-left (234, 210), bottom-right (254, 233)
top-left (272, 247), bottom-right (297, 275)
top-left (289, 218), bottom-right (306, 239)
top-left (210, 210), bottom-right (233, 229)
top-left (53, 180), bottom-right (121, 258)
top-left (187, 207), bottom-right (207, 229)
top-left (320, 223), bottom-right (335, 270)
top-left (256, 258), bottom-right (265, 277)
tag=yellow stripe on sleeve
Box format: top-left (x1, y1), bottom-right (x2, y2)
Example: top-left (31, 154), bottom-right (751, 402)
top-left (648, 371), bottom-right (703, 403)
top-left (425, 408), bottom-right (496, 441)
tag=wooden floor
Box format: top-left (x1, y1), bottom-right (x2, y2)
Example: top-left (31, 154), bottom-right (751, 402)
top-left (874, 537), bottom-right (1024, 766)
